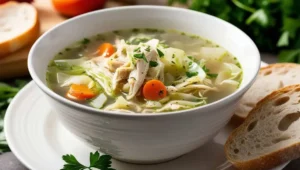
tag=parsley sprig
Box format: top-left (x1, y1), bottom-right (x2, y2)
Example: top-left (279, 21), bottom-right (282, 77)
top-left (133, 53), bottom-right (148, 63)
top-left (169, 0), bottom-right (300, 63)
top-left (61, 151), bottom-right (115, 170)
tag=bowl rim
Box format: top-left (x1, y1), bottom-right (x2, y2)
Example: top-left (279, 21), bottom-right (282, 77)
top-left (28, 5), bottom-right (261, 118)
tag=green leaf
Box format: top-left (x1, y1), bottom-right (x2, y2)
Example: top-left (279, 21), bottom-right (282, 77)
top-left (282, 17), bottom-right (300, 38)
top-left (207, 73), bottom-right (218, 78)
top-left (61, 154), bottom-right (86, 170)
top-left (81, 38), bottom-right (90, 45)
top-left (134, 47), bottom-right (140, 52)
top-left (278, 49), bottom-right (300, 63)
top-left (133, 53), bottom-right (148, 63)
top-left (186, 71), bottom-right (198, 77)
top-left (277, 31), bottom-right (289, 47)
top-left (145, 46), bottom-right (151, 52)
top-left (92, 155), bottom-right (113, 169)
top-left (90, 151), bottom-right (100, 166)
top-left (157, 49), bottom-right (164, 58)
top-left (231, 0), bottom-right (256, 13)
top-left (202, 65), bottom-right (210, 73)
top-left (62, 151), bottom-right (114, 170)
top-left (149, 61), bottom-right (159, 67)
top-left (246, 9), bottom-right (270, 27)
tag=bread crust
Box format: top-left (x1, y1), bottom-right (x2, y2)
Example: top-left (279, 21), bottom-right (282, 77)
top-left (0, 1), bottom-right (40, 57)
top-left (226, 84), bottom-right (300, 170)
top-left (231, 63), bottom-right (300, 124)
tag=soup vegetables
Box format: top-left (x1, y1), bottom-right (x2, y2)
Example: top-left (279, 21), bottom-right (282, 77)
top-left (47, 30), bottom-right (242, 113)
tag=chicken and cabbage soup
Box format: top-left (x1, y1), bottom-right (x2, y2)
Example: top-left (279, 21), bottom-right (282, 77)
top-left (46, 29), bottom-right (242, 113)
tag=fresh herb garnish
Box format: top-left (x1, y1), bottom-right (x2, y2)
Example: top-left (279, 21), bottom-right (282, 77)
top-left (186, 71), bottom-right (198, 77)
top-left (157, 49), bottom-right (164, 58)
top-left (0, 80), bottom-right (28, 153)
top-left (134, 47), bottom-right (140, 52)
top-left (172, 54), bottom-right (175, 58)
top-left (202, 65), bottom-right (218, 78)
top-left (202, 65), bottom-right (210, 73)
top-left (145, 46), bottom-right (151, 52)
top-left (61, 151), bottom-right (115, 170)
top-left (81, 38), bottom-right (90, 45)
top-left (169, 0), bottom-right (300, 63)
top-left (187, 56), bottom-right (194, 60)
top-left (150, 61), bottom-right (159, 67)
top-left (207, 73), bottom-right (218, 78)
top-left (128, 38), bottom-right (150, 45)
top-left (134, 53), bottom-right (148, 63)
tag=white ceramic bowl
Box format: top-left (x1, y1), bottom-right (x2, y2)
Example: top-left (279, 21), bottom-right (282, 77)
top-left (28, 6), bottom-right (260, 164)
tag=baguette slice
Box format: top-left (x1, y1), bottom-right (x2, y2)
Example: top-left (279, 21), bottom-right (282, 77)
top-left (226, 84), bottom-right (300, 170)
top-left (233, 63), bottom-right (300, 122)
top-left (0, 1), bottom-right (40, 57)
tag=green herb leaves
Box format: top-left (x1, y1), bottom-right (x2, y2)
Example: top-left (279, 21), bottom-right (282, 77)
top-left (186, 71), bottom-right (198, 77)
top-left (81, 38), bottom-right (90, 45)
top-left (150, 61), bottom-right (159, 67)
top-left (61, 151), bottom-right (115, 170)
top-left (157, 49), bottom-right (164, 58)
top-left (246, 9), bottom-right (270, 28)
top-left (169, 0), bottom-right (300, 63)
top-left (0, 80), bottom-right (28, 153)
top-left (202, 65), bottom-right (218, 78)
top-left (133, 53), bottom-right (148, 63)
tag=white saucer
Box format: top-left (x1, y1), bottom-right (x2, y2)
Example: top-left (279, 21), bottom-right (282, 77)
top-left (5, 62), bottom-right (288, 170)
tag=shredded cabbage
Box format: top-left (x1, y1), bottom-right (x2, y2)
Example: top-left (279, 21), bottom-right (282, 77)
top-left (105, 96), bottom-right (142, 112)
top-left (60, 74), bottom-right (95, 89)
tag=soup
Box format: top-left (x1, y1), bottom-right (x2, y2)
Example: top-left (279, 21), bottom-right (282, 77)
top-left (46, 29), bottom-right (242, 113)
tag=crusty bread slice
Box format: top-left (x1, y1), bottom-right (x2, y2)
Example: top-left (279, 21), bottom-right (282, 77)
top-left (225, 84), bottom-right (300, 170)
top-left (0, 1), bottom-right (39, 57)
top-left (233, 63), bottom-right (300, 122)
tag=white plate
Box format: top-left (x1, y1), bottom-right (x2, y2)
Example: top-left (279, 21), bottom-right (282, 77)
top-left (5, 62), bottom-right (288, 170)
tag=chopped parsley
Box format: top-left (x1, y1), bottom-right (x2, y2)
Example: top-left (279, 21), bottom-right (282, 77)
top-left (134, 53), bottom-right (148, 63)
top-left (202, 65), bottom-right (210, 73)
top-left (145, 46), bottom-right (151, 52)
top-left (207, 73), bottom-right (218, 78)
top-left (172, 54), bottom-right (175, 58)
top-left (150, 61), bottom-right (158, 67)
top-left (157, 49), bottom-right (164, 57)
top-left (128, 38), bottom-right (150, 45)
top-left (81, 38), bottom-right (90, 45)
top-left (202, 65), bottom-right (218, 78)
top-left (186, 71), bottom-right (198, 77)
top-left (134, 47), bottom-right (141, 52)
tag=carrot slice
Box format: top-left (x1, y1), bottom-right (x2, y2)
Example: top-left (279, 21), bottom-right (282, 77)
top-left (67, 84), bottom-right (96, 100)
top-left (97, 43), bottom-right (115, 57)
top-left (142, 79), bottom-right (167, 101)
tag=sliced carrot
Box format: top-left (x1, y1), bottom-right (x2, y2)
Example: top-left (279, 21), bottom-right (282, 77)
top-left (67, 84), bottom-right (96, 100)
top-left (97, 43), bottom-right (115, 57)
top-left (142, 79), bottom-right (167, 101)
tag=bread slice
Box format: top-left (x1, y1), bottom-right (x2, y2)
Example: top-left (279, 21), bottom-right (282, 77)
top-left (233, 63), bottom-right (300, 122)
top-left (0, 1), bottom-right (39, 57)
top-left (225, 84), bottom-right (300, 170)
